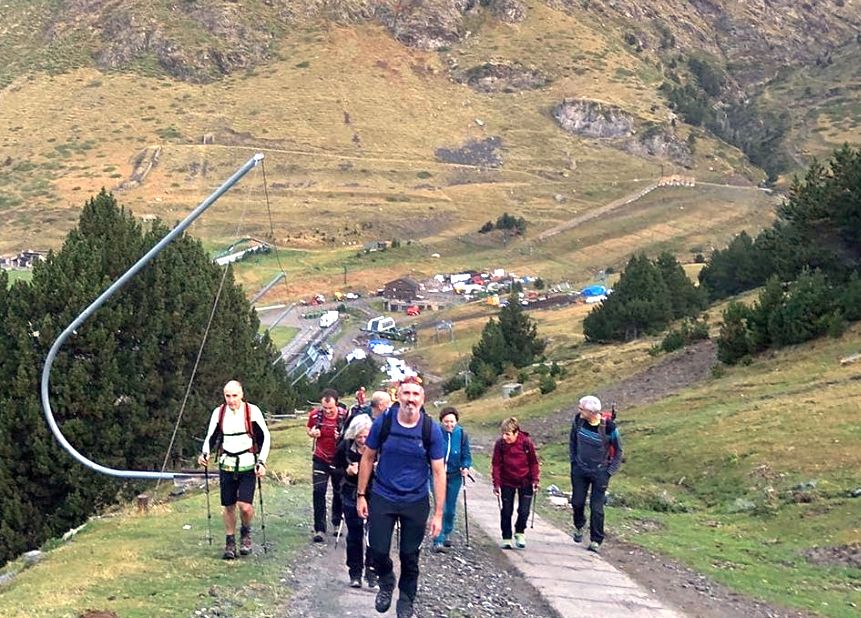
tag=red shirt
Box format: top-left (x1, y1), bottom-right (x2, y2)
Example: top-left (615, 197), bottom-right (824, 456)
top-left (306, 407), bottom-right (345, 464)
top-left (491, 431), bottom-right (540, 488)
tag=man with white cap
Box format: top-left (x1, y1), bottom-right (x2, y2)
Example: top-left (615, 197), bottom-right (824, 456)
top-left (569, 395), bottom-right (623, 553)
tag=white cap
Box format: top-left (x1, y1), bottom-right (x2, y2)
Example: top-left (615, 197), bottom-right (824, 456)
top-left (578, 395), bottom-right (601, 413)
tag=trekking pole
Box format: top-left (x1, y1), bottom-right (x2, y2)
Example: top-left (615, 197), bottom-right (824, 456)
top-left (529, 487), bottom-right (537, 530)
top-left (462, 483), bottom-right (470, 548)
top-left (334, 519), bottom-right (344, 548)
top-left (257, 476), bottom-right (268, 552)
top-left (203, 463), bottom-right (213, 545)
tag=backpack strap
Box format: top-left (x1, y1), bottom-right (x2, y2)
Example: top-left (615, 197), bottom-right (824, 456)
top-left (421, 413), bottom-right (432, 463)
top-left (378, 409), bottom-right (433, 463)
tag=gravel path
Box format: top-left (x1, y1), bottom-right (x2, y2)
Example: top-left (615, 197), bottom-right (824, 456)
top-left (276, 525), bottom-right (559, 618)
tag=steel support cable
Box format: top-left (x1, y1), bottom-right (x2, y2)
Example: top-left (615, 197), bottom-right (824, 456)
top-left (155, 164), bottom-right (256, 488)
top-left (40, 153), bottom-right (264, 480)
top-left (260, 159), bottom-right (290, 287)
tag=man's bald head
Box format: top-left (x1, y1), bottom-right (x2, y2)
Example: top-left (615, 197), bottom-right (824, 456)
top-left (223, 380), bottom-right (244, 410)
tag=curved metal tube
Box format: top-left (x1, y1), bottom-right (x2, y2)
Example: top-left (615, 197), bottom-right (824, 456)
top-left (40, 153), bottom-right (264, 480)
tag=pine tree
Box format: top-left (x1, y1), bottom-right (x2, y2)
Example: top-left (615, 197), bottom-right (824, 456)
top-left (497, 299), bottom-right (545, 368)
top-left (0, 190), bottom-right (295, 566)
top-left (584, 254), bottom-right (673, 341)
top-left (655, 252), bottom-right (707, 319)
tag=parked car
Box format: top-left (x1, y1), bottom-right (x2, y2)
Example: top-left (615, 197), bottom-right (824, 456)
top-left (406, 305), bottom-right (421, 316)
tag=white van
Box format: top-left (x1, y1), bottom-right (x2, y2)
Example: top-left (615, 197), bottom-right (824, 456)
top-left (319, 310), bottom-right (340, 328)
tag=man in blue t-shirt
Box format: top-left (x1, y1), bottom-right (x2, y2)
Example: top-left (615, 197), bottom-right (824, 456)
top-left (356, 377), bottom-right (445, 618)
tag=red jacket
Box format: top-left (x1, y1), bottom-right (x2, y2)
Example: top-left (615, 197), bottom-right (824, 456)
top-left (492, 431), bottom-right (540, 489)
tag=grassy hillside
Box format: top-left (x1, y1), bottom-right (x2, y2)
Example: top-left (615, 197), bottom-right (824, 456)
top-left (1, 1), bottom-right (785, 293)
top-left (4, 299), bottom-right (858, 616)
top-left (409, 299), bottom-right (861, 617)
top-left (0, 422), bottom-right (315, 618)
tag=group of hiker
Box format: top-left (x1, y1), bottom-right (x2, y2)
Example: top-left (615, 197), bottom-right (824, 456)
top-left (199, 378), bottom-right (623, 618)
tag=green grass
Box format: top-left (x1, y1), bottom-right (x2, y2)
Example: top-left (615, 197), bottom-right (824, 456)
top-left (0, 421), bottom-right (317, 617)
top-left (4, 270), bottom-right (33, 286)
top-left (413, 293), bottom-right (861, 617)
top-left (264, 324), bottom-right (299, 348)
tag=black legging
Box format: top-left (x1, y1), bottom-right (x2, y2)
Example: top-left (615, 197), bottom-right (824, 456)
top-left (500, 485), bottom-right (533, 539)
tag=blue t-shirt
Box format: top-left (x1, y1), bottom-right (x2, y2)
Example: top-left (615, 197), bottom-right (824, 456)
top-left (366, 409), bottom-right (445, 503)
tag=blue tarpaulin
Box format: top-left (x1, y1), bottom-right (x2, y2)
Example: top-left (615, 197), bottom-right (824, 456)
top-left (581, 285), bottom-right (607, 297)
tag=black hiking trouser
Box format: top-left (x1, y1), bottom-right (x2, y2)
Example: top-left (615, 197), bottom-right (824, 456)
top-left (571, 466), bottom-right (610, 544)
top-left (367, 492), bottom-right (429, 602)
top-left (342, 492), bottom-right (374, 579)
top-left (499, 485), bottom-right (533, 539)
top-left (312, 456), bottom-right (343, 534)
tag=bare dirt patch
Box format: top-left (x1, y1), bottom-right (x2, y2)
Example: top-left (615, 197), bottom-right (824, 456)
top-left (803, 544), bottom-right (861, 570)
top-left (528, 340), bottom-right (717, 444)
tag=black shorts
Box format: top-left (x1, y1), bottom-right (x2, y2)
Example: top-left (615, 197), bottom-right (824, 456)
top-left (219, 469), bottom-right (257, 506)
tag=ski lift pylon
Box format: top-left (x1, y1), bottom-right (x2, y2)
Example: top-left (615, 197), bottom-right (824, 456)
top-left (40, 153), bottom-right (265, 480)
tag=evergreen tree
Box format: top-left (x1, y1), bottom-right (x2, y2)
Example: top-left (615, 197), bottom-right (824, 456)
top-left (469, 319), bottom-right (507, 375)
top-left (583, 254), bottom-right (673, 341)
top-left (0, 190), bottom-right (295, 566)
top-left (767, 269), bottom-right (836, 347)
top-left (746, 276), bottom-right (785, 352)
top-left (655, 252), bottom-right (707, 318)
top-left (716, 302), bottom-right (753, 365)
top-left (497, 299), bottom-right (546, 368)
top-left (698, 231), bottom-right (772, 300)
top-left (763, 145), bottom-right (861, 282)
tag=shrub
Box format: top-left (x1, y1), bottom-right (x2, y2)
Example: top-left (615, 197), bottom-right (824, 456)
top-left (717, 302), bottom-right (753, 365)
top-left (441, 374), bottom-right (466, 394)
top-left (539, 374), bottom-right (557, 394)
top-left (465, 380), bottom-right (488, 400)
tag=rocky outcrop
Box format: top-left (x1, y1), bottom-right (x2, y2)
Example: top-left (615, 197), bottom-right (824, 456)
top-left (375, 1), bottom-right (470, 51)
top-left (625, 125), bottom-right (692, 167)
top-left (554, 100), bottom-right (690, 165)
top-left (458, 61), bottom-right (548, 93)
top-left (92, 4), bottom-right (275, 82)
top-left (544, 0), bottom-right (861, 87)
top-left (490, 0), bottom-right (527, 24)
top-left (553, 99), bottom-right (635, 139)
top-left (435, 137), bottom-right (504, 168)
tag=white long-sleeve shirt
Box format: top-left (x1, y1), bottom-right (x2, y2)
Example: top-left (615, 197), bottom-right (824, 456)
top-left (201, 401), bottom-right (271, 472)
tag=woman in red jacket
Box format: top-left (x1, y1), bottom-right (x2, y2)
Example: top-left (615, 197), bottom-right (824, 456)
top-left (491, 417), bottom-right (540, 549)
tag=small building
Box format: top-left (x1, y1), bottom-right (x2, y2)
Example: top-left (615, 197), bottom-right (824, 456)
top-left (383, 277), bottom-right (422, 301)
top-left (363, 240), bottom-right (388, 253)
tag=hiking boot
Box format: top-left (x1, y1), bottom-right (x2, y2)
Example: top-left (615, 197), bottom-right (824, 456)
top-left (222, 536), bottom-right (237, 560)
top-left (514, 533), bottom-right (526, 548)
top-left (432, 542), bottom-right (448, 553)
top-left (395, 596), bottom-right (414, 618)
top-left (501, 538), bottom-right (513, 549)
top-left (312, 532), bottom-right (325, 543)
top-left (375, 583), bottom-right (394, 613)
top-left (239, 527), bottom-right (252, 556)
top-left (349, 575), bottom-right (362, 588)
top-left (587, 540), bottom-right (601, 553)
top-left (365, 569), bottom-right (379, 589)
top-left (572, 527), bottom-right (584, 543)
top-left (442, 537), bottom-right (452, 548)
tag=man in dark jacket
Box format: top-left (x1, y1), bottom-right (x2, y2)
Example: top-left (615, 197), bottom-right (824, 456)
top-left (569, 395), bottom-right (622, 553)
